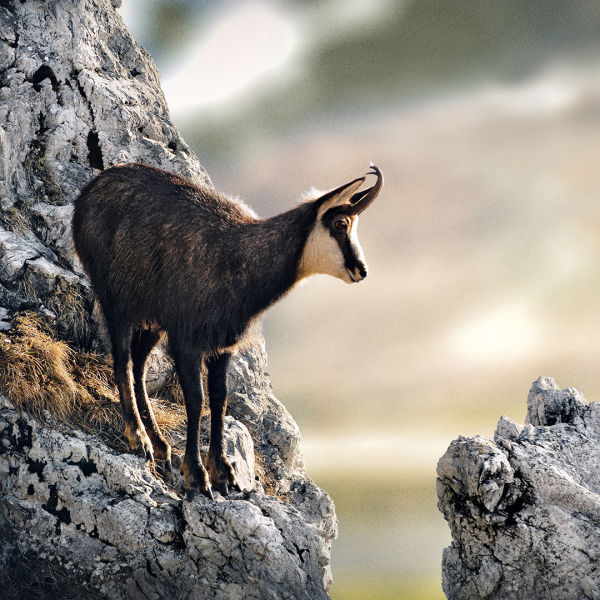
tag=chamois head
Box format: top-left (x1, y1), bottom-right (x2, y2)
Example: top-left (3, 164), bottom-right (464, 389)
top-left (299, 165), bottom-right (384, 284)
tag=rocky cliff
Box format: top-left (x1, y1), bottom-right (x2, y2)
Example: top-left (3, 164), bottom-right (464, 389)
top-left (0, 2), bottom-right (336, 599)
top-left (437, 376), bottom-right (600, 600)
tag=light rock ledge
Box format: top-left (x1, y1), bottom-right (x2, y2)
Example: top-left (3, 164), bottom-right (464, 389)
top-left (437, 376), bottom-right (600, 600)
top-left (0, 391), bottom-right (335, 600)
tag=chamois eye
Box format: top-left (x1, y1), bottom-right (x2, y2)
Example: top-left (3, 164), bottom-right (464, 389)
top-left (334, 219), bottom-right (347, 230)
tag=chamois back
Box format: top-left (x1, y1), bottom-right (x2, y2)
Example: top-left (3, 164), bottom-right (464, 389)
top-left (72, 163), bottom-right (271, 348)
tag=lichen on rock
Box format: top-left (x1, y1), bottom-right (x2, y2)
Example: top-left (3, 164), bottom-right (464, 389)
top-left (0, 1), bottom-right (337, 598)
top-left (437, 376), bottom-right (600, 600)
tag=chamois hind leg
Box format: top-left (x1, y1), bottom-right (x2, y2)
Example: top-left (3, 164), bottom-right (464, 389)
top-left (107, 317), bottom-right (153, 461)
top-left (171, 340), bottom-right (212, 499)
top-left (131, 327), bottom-right (172, 478)
top-left (206, 352), bottom-right (239, 495)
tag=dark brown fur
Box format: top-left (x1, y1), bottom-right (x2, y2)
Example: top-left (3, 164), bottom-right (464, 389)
top-left (72, 163), bottom-right (381, 498)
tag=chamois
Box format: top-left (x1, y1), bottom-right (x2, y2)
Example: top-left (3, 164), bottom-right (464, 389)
top-left (72, 163), bottom-right (383, 498)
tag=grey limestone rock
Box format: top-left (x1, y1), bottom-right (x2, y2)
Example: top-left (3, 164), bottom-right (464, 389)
top-left (0, 1), bottom-right (337, 598)
top-left (0, 396), bottom-right (334, 600)
top-left (0, 0), bottom-right (208, 344)
top-left (438, 376), bottom-right (600, 600)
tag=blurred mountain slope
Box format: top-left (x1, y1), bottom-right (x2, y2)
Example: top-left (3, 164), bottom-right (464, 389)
top-left (124, 0), bottom-right (600, 156)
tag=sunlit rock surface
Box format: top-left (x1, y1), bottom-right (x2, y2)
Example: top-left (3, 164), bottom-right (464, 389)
top-left (438, 376), bottom-right (600, 600)
top-left (0, 1), bottom-right (336, 598)
top-left (0, 395), bottom-right (335, 600)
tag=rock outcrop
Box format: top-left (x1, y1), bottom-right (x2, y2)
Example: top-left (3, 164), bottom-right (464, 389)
top-left (0, 1), bottom-right (336, 599)
top-left (0, 0), bottom-right (207, 345)
top-left (0, 376), bottom-right (335, 600)
top-left (437, 376), bottom-right (600, 600)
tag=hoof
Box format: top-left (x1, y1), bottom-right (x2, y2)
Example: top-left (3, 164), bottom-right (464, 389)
top-left (185, 485), bottom-right (214, 501)
top-left (182, 457), bottom-right (213, 500)
top-left (211, 475), bottom-right (241, 496)
top-left (126, 428), bottom-right (154, 462)
top-left (153, 443), bottom-right (172, 482)
top-left (214, 479), bottom-right (240, 496)
top-left (207, 454), bottom-right (239, 496)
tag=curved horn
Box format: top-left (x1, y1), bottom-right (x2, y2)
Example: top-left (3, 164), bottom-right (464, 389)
top-left (349, 164), bottom-right (384, 215)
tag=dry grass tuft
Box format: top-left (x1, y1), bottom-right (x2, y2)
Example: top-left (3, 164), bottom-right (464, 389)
top-left (0, 313), bottom-right (80, 422)
top-left (1, 206), bottom-right (30, 232)
top-left (0, 313), bottom-right (186, 451)
top-left (46, 282), bottom-right (94, 348)
top-left (161, 369), bottom-right (185, 405)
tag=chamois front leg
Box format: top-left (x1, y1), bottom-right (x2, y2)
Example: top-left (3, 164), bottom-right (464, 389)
top-left (109, 320), bottom-right (153, 461)
top-left (172, 343), bottom-right (212, 499)
top-left (206, 352), bottom-right (239, 495)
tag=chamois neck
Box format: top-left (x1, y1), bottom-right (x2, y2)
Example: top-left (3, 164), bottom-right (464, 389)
top-left (239, 202), bottom-right (315, 316)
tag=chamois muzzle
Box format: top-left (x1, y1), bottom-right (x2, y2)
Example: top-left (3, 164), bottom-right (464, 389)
top-left (348, 165), bottom-right (383, 215)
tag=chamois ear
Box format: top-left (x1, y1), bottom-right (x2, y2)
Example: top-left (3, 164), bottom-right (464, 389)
top-left (315, 176), bottom-right (365, 218)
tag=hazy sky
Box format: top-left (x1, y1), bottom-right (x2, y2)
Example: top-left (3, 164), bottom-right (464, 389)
top-left (121, 1), bottom-right (383, 117)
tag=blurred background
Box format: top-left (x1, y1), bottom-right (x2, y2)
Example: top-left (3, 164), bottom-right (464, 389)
top-left (119, 2), bottom-right (600, 598)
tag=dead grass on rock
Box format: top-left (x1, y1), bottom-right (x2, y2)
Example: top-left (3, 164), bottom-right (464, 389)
top-left (46, 282), bottom-right (94, 348)
top-left (0, 312), bottom-right (186, 452)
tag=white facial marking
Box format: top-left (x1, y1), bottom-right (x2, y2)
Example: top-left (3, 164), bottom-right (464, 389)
top-left (298, 221), bottom-right (345, 281)
top-left (298, 216), bottom-right (367, 284)
top-left (349, 217), bottom-right (366, 268)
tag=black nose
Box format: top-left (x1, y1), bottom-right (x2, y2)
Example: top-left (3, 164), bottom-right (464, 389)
top-left (358, 264), bottom-right (368, 279)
